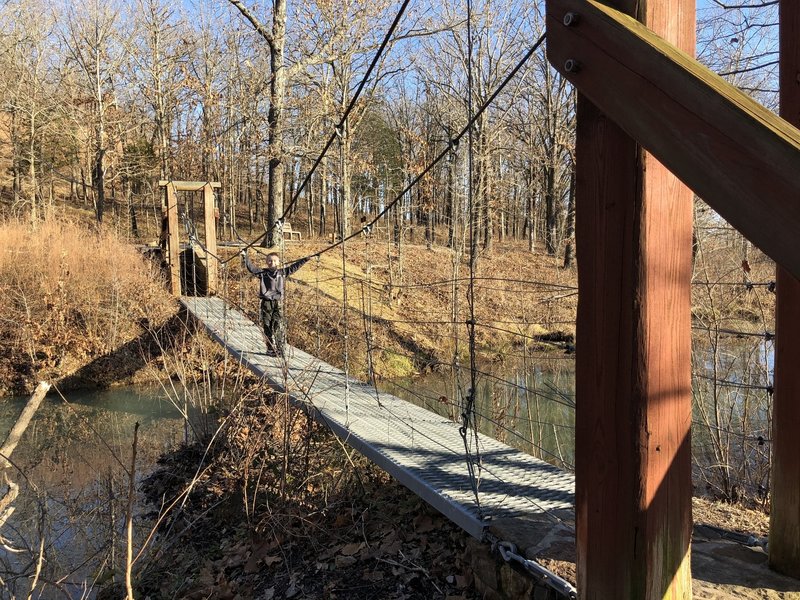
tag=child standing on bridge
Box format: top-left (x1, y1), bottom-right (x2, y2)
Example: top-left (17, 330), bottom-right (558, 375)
top-left (241, 249), bottom-right (312, 356)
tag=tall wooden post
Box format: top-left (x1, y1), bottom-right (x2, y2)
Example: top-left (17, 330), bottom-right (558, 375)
top-left (770, 0), bottom-right (800, 578)
top-left (203, 183), bottom-right (218, 295)
top-left (165, 183), bottom-right (181, 296)
top-left (571, 1), bottom-right (694, 597)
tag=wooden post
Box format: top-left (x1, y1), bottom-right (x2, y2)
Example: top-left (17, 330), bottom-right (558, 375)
top-left (566, 1), bottom-right (694, 597)
top-left (770, 0), bottom-right (800, 578)
top-left (165, 183), bottom-right (181, 296)
top-left (546, 0), bottom-right (800, 279)
top-left (203, 183), bottom-right (218, 295)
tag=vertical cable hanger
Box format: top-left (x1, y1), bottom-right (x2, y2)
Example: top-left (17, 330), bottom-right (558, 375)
top-left (339, 182), bottom-right (352, 425)
top-left (461, 0), bottom-right (483, 515)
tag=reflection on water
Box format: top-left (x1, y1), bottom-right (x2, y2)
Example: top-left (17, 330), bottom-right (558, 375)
top-left (381, 357), bottom-right (576, 469)
top-left (692, 336), bottom-right (773, 501)
top-left (383, 336), bottom-right (773, 502)
top-left (0, 387), bottom-right (185, 599)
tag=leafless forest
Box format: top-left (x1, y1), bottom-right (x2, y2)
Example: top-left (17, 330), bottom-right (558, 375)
top-left (0, 1), bottom-right (788, 597)
top-left (0, 0), bottom-right (779, 256)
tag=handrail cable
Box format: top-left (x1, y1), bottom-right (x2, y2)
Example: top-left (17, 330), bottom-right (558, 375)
top-left (293, 33), bottom-right (547, 262)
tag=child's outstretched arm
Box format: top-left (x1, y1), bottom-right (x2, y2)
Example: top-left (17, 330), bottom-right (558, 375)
top-left (241, 250), bottom-right (260, 275)
top-left (283, 256), bottom-right (311, 277)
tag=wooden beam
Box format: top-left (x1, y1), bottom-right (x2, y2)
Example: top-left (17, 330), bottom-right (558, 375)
top-left (770, 0), bottom-right (800, 578)
top-left (563, 0), bottom-right (694, 597)
top-left (158, 180), bottom-right (221, 191)
top-left (546, 0), bottom-right (800, 280)
top-left (165, 184), bottom-right (181, 296)
top-left (203, 183), bottom-right (218, 295)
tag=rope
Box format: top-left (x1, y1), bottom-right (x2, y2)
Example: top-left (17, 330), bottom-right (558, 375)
top-left (315, 255), bottom-right (322, 356)
top-left (292, 32), bottom-right (547, 263)
top-left (340, 188), bottom-right (352, 424)
top-left (361, 229), bottom-right (382, 405)
top-left (460, 0), bottom-right (483, 513)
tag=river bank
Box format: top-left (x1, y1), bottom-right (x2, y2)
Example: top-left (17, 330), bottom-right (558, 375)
top-left (0, 214), bottom-right (789, 598)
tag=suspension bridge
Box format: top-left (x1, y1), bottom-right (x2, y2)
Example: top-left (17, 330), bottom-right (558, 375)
top-left (154, 0), bottom-right (800, 596)
top-left (180, 294), bottom-right (577, 591)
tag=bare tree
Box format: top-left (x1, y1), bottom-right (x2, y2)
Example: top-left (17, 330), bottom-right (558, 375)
top-left (60, 0), bottom-right (126, 224)
top-left (0, 0), bottom-right (61, 221)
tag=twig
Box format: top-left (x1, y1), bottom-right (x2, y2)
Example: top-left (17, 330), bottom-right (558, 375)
top-left (376, 554), bottom-right (443, 594)
top-left (27, 535), bottom-right (45, 600)
top-left (125, 422), bottom-right (140, 600)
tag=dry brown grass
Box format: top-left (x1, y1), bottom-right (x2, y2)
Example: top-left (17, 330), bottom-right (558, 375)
top-left (221, 238), bottom-right (579, 381)
top-left (0, 216), bottom-right (177, 394)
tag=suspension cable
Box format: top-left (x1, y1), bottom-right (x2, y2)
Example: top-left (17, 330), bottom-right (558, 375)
top-left (279, 0), bottom-right (412, 221)
top-left (294, 32), bottom-right (547, 262)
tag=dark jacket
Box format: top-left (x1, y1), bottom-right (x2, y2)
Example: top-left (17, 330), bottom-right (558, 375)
top-left (244, 255), bottom-right (309, 300)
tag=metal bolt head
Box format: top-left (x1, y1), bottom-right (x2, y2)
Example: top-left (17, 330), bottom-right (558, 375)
top-left (564, 59), bottom-right (581, 73)
top-left (563, 12), bottom-right (579, 26)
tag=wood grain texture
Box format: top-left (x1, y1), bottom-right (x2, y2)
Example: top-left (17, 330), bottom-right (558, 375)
top-left (770, 0), bottom-right (800, 578)
top-left (165, 184), bottom-right (181, 296)
top-left (203, 184), bottom-right (218, 295)
top-left (547, 0), bottom-right (800, 280)
top-left (566, 0), bottom-right (694, 597)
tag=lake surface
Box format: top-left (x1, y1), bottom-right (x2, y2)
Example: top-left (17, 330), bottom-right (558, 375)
top-left (0, 386), bottom-right (185, 599)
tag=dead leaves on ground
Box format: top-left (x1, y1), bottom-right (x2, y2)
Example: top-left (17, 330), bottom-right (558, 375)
top-left (137, 400), bottom-right (478, 599)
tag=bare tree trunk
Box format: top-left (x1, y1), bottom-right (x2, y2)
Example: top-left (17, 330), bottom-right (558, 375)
top-left (562, 169), bottom-right (575, 268)
top-left (319, 156), bottom-right (327, 236)
top-left (29, 112), bottom-right (38, 222)
top-left (94, 148), bottom-right (105, 224)
top-left (338, 117), bottom-right (351, 238)
top-left (265, 0), bottom-right (287, 246)
top-left (446, 150), bottom-right (456, 249)
top-left (544, 163), bottom-right (556, 255)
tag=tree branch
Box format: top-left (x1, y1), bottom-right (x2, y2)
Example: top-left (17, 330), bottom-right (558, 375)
top-left (225, 0), bottom-right (274, 51)
top-left (711, 0), bottom-right (777, 8)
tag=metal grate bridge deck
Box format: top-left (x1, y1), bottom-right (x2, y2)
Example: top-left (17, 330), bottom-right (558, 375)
top-left (181, 296), bottom-right (575, 539)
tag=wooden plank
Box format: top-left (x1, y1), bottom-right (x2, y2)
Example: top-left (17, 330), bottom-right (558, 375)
top-left (770, 1), bottom-right (800, 578)
top-left (567, 0), bottom-right (693, 597)
top-left (203, 183), bottom-right (218, 295)
top-left (546, 0), bottom-right (800, 281)
top-left (165, 184), bottom-right (181, 296)
top-left (158, 180), bottom-right (221, 191)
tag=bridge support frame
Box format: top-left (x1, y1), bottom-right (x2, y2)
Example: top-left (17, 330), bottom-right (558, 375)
top-left (158, 180), bottom-right (221, 297)
top-left (770, 0), bottom-right (800, 578)
top-left (561, 0), bottom-right (695, 597)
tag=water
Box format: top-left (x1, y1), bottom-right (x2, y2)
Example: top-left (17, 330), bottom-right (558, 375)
top-left (0, 386), bottom-right (185, 599)
top-left (0, 337), bottom-right (771, 597)
top-left (381, 355), bottom-right (577, 469)
top-left (383, 336), bottom-right (773, 500)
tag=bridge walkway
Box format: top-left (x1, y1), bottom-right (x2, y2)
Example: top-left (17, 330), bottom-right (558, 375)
top-left (181, 296), bottom-right (575, 542)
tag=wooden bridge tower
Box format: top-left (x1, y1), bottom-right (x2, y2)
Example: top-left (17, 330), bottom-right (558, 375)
top-left (546, 0), bottom-right (800, 596)
top-left (770, 0), bottom-right (800, 580)
top-left (159, 180), bottom-right (221, 297)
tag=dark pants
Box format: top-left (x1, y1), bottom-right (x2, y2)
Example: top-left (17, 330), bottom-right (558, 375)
top-left (260, 299), bottom-right (285, 353)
